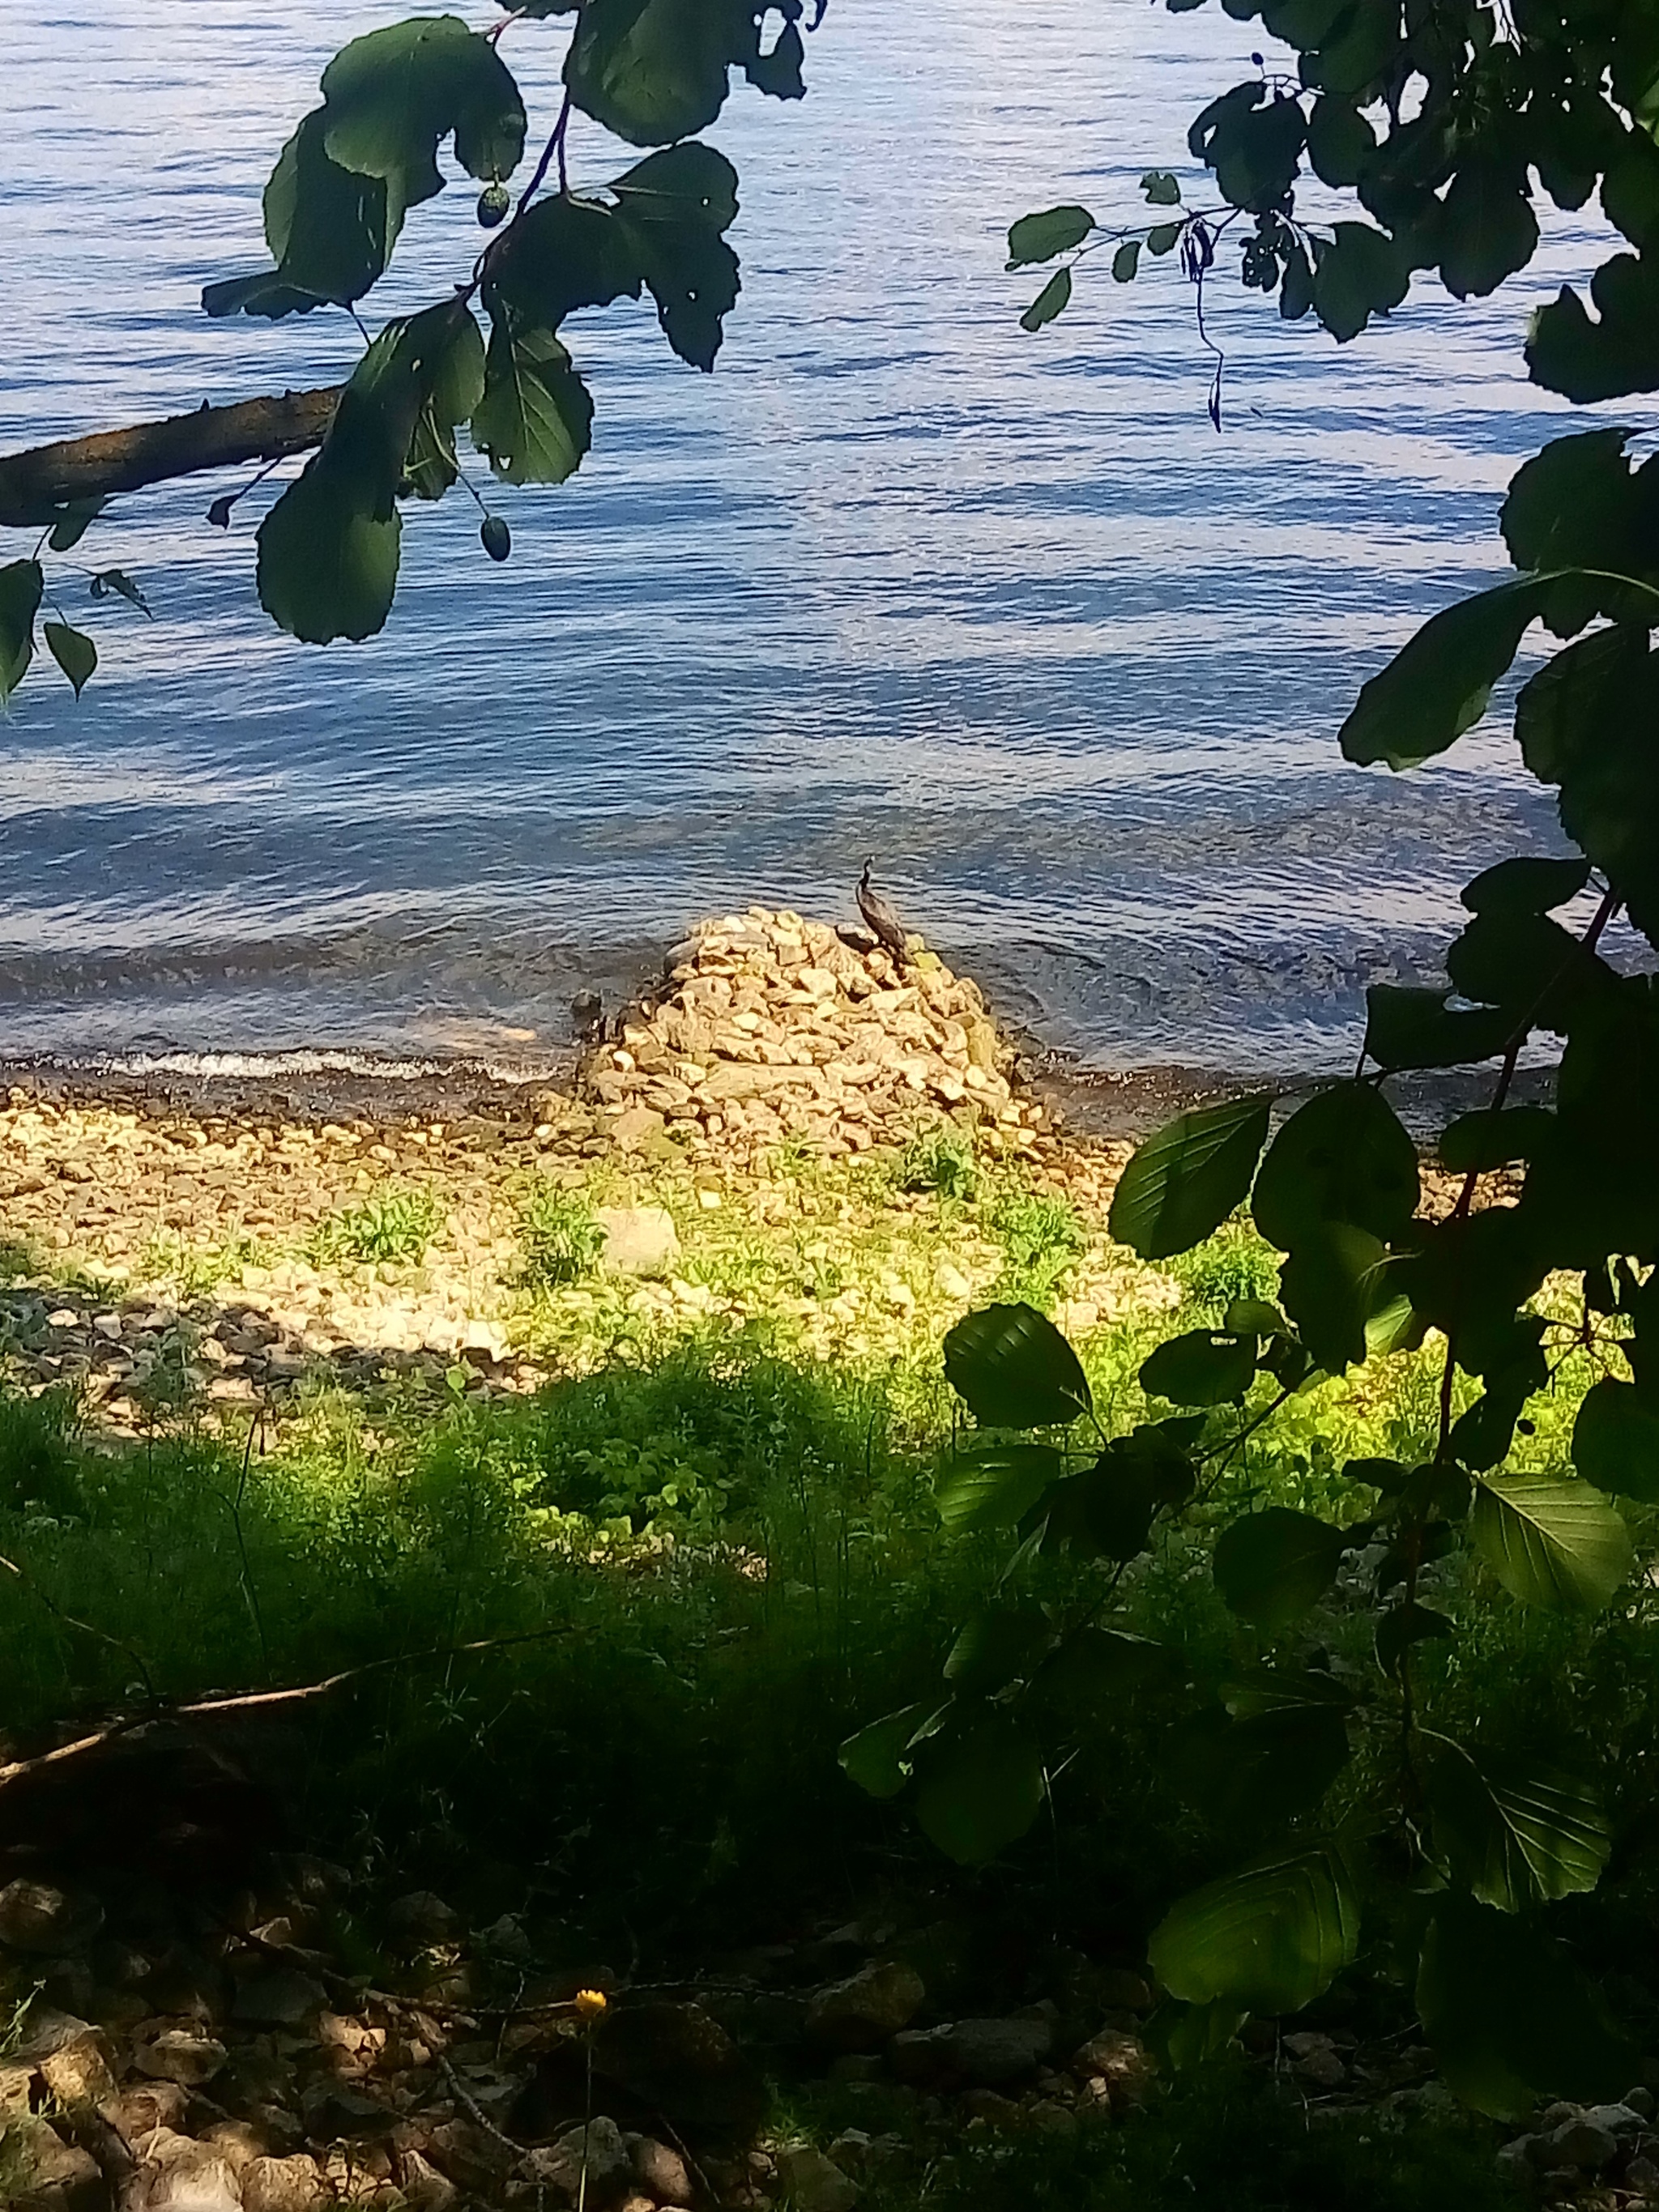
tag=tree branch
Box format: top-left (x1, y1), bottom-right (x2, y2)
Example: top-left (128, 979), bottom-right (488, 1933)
top-left (0, 386), bottom-right (343, 529)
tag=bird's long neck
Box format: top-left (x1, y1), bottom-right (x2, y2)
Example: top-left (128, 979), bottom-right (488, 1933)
top-left (859, 861), bottom-right (872, 891)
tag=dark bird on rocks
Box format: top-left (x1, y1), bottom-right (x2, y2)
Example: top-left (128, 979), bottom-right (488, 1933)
top-left (857, 858), bottom-right (909, 970)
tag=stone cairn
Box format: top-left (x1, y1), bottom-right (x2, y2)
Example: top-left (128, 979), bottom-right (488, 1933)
top-left (579, 908), bottom-right (1053, 1164)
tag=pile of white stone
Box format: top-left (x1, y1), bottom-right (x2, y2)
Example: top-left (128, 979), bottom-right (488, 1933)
top-left (582, 909), bottom-right (1051, 1161)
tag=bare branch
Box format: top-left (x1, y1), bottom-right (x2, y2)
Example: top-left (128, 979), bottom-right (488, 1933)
top-left (0, 386), bottom-right (343, 529)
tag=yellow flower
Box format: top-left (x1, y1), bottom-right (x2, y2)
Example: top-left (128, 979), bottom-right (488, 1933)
top-left (574, 1988), bottom-right (608, 2020)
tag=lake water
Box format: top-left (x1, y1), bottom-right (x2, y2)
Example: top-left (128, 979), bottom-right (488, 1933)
top-left (0, 0), bottom-right (1614, 1081)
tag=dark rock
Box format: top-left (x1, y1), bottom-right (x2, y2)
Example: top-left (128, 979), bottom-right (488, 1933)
top-left (591, 2000), bottom-right (766, 2136)
top-left (628, 2135), bottom-right (693, 2207)
top-left (892, 2016), bottom-right (1051, 2091)
top-left (806, 1963), bottom-right (925, 2052)
top-left (230, 1970), bottom-right (326, 2028)
top-left (529, 2118), bottom-right (634, 2205)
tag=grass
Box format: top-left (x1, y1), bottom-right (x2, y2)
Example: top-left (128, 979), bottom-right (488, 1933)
top-left (309, 1185), bottom-right (443, 1267)
top-left (519, 1179), bottom-right (606, 1289)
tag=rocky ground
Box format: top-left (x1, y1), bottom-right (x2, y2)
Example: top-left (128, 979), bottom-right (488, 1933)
top-left (0, 914), bottom-right (1178, 1440)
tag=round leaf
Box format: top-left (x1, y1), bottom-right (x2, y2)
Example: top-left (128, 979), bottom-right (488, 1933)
top-left (1573, 1378), bottom-right (1659, 1504)
top-left (1005, 203), bottom-right (1094, 266)
top-left (1139, 1328), bottom-right (1257, 1407)
top-left (1213, 1507), bottom-right (1347, 1632)
top-left (1149, 1844), bottom-right (1359, 2014)
top-left (914, 1718), bottom-right (1044, 1867)
top-left (935, 1442), bottom-right (1064, 1534)
top-left (1427, 1743), bottom-right (1610, 1912)
top-left (1252, 1082), bottom-right (1418, 1250)
top-left (1109, 1095), bottom-right (1273, 1261)
top-left (1471, 1473), bottom-right (1631, 1609)
top-left (1418, 1894), bottom-right (1636, 2120)
top-left (838, 1702), bottom-right (930, 1801)
top-left (942, 1304), bottom-right (1091, 1429)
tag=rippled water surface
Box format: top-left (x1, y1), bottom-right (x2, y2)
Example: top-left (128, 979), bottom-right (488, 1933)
top-left (0, 0), bottom-right (1615, 1076)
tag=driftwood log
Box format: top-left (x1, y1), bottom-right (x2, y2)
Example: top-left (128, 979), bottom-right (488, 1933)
top-left (0, 386), bottom-right (342, 528)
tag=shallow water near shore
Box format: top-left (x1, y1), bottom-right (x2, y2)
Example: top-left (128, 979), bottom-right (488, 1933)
top-left (0, 0), bottom-right (1615, 1080)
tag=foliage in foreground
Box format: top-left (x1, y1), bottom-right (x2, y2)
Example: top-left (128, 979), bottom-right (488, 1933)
top-left (841, 0), bottom-right (1659, 2125)
top-left (0, 0), bottom-right (824, 691)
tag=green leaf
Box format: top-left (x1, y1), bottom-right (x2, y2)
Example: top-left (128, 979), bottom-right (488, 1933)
top-left (935, 1442), bottom-right (1064, 1535)
top-left (1446, 910), bottom-right (1618, 1035)
top-left (0, 560), bottom-right (43, 703)
top-left (1427, 1743), bottom-right (1610, 1912)
top-left (1305, 96), bottom-right (1375, 187)
top-left (1461, 855), bottom-right (1593, 915)
top-left (1207, 92), bottom-right (1307, 213)
top-left (1141, 170), bottom-right (1182, 206)
top-left (1035, 1625), bottom-right (1179, 1715)
top-left (1006, 203), bottom-right (1095, 266)
top-left (1499, 430), bottom-right (1643, 598)
top-left (1527, 253), bottom-right (1659, 406)
top-left (1418, 1894), bottom-right (1636, 2118)
top-left (944, 1603), bottom-right (1053, 1694)
top-left (1111, 240), bottom-right (1141, 283)
top-left (838, 1702), bottom-right (930, 1801)
top-left (1252, 1082), bottom-right (1419, 1249)
top-left (1160, 2000), bottom-right (1248, 2073)
top-left (1173, 1681), bottom-right (1352, 1826)
top-left (403, 307), bottom-right (486, 499)
top-left (1042, 1421), bottom-right (1198, 1561)
top-left (1213, 1507), bottom-right (1348, 1632)
top-left (42, 622), bottom-right (96, 699)
top-left (1438, 158), bottom-right (1539, 300)
top-left (1363, 986), bottom-right (1512, 1072)
top-left (320, 15), bottom-right (527, 204)
top-left (471, 320), bottom-right (593, 485)
top-left (1573, 1378), bottom-right (1659, 1504)
top-left (1311, 220), bottom-right (1408, 342)
top-left (1149, 1843), bottom-right (1359, 2014)
top-left (744, 15), bottom-right (804, 98)
top-left (1279, 1222), bottom-right (1392, 1371)
top-left (1439, 1106), bottom-right (1556, 1174)
top-left (1140, 1329), bottom-right (1257, 1407)
top-left (612, 143), bottom-right (743, 370)
top-left (257, 462), bottom-right (402, 646)
top-left (44, 499), bottom-right (106, 553)
top-left (201, 269), bottom-right (326, 321)
top-left (943, 1303), bottom-right (1091, 1429)
top-left (1471, 1473), bottom-right (1631, 1610)
top-left (491, 195), bottom-right (644, 330)
top-left (1020, 267), bottom-right (1073, 333)
top-left (565, 0), bottom-right (748, 147)
top-left (1374, 1599), bottom-right (1452, 1680)
top-left (914, 1715), bottom-right (1045, 1866)
top-left (1109, 1095), bottom-right (1273, 1261)
top-left (1340, 578), bottom-right (1553, 770)
top-left (264, 109), bottom-right (406, 306)
top-left (258, 306), bottom-right (463, 644)
top-left (1147, 220), bottom-right (1184, 255)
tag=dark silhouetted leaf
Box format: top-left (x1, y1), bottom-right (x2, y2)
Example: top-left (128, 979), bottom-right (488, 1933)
top-left (1021, 267), bottom-right (1073, 332)
top-left (1573, 1378), bottom-right (1659, 1504)
top-left (943, 1303), bottom-right (1091, 1429)
top-left (1140, 1329), bottom-right (1257, 1407)
top-left (1363, 986), bottom-right (1512, 1072)
top-left (1006, 204), bottom-right (1095, 266)
top-left (1312, 220), bottom-right (1407, 341)
top-left (1141, 170), bottom-right (1182, 206)
top-left (838, 1702), bottom-right (931, 1800)
top-left (1439, 1106), bottom-right (1556, 1174)
top-left (944, 1603), bottom-right (1053, 1694)
top-left (1109, 1095), bottom-right (1273, 1260)
top-left (0, 560), bottom-right (43, 704)
top-left (1418, 1894), bottom-right (1636, 2118)
top-left (1252, 1082), bottom-right (1418, 1249)
top-left (612, 143), bottom-right (742, 369)
top-left (915, 1716), bottom-right (1044, 1865)
top-left (1213, 1507), bottom-right (1348, 1631)
top-left (1341, 578), bottom-right (1552, 769)
top-left (1439, 158), bottom-right (1539, 299)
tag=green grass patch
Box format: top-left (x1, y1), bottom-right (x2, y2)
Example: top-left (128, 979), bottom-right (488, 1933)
top-left (310, 1185), bottom-right (443, 1267)
top-left (519, 1180), bottom-right (605, 1289)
